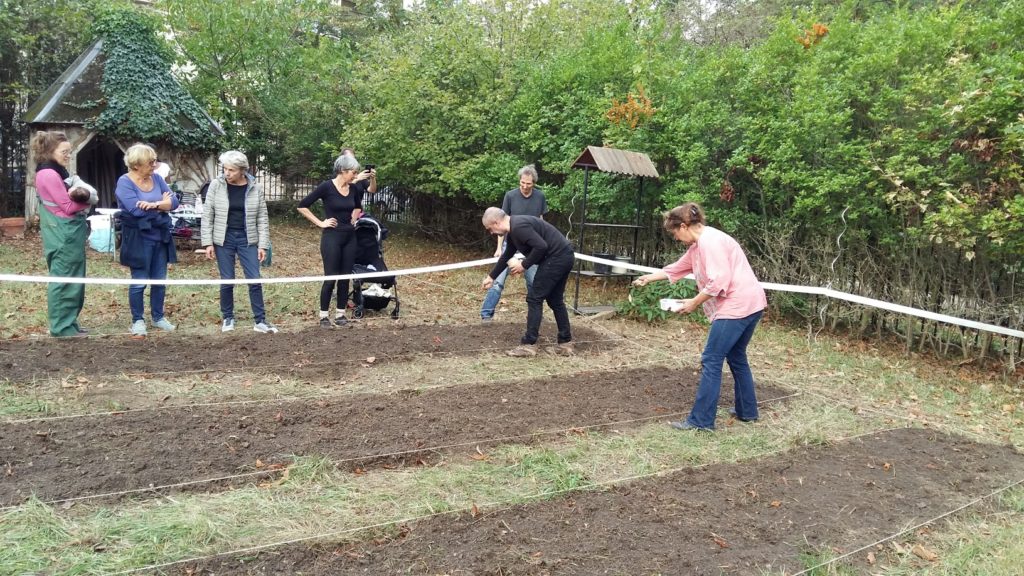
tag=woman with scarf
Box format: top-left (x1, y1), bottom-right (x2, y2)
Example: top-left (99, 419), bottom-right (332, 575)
top-left (33, 131), bottom-right (94, 337)
top-left (115, 143), bottom-right (179, 337)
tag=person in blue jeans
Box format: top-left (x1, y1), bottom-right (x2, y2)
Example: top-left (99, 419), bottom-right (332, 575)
top-left (115, 143), bottom-right (179, 338)
top-left (633, 203), bottom-right (768, 431)
top-left (480, 164), bottom-right (547, 321)
top-left (201, 150), bottom-right (277, 333)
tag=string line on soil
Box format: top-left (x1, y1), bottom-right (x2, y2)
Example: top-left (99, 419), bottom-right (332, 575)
top-left (0, 339), bottom-right (637, 425)
top-left (790, 476), bottom-right (1024, 576)
top-left (103, 422), bottom-right (902, 576)
top-left (0, 392), bottom-right (800, 513)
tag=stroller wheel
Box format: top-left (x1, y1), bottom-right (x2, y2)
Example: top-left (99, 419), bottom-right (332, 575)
top-left (353, 306), bottom-right (364, 320)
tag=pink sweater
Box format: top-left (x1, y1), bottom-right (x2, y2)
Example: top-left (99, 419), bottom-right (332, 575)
top-left (37, 168), bottom-right (89, 219)
top-left (662, 226), bottom-right (767, 321)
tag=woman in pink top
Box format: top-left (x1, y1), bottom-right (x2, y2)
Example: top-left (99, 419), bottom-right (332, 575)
top-left (633, 202), bottom-right (767, 430)
top-left (33, 131), bottom-right (92, 337)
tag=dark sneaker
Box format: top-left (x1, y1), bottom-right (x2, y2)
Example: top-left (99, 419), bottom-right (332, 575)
top-left (728, 408), bottom-right (758, 423)
top-left (670, 420), bottom-right (713, 432)
top-left (334, 316), bottom-right (348, 326)
top-left (319, 318), bottom-right (332, 328)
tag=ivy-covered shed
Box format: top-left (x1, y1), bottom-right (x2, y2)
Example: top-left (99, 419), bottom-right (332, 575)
top-left (22, 11), bottom-right (223, 220)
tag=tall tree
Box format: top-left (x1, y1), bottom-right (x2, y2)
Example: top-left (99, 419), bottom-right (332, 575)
top-left (162, 0), bottom-right (364, 178)
top-left (0, 0), bottom-right (102, 215)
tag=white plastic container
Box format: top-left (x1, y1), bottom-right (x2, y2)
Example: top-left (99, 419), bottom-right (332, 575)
top-left (659, 298), bottom-right (682, 311)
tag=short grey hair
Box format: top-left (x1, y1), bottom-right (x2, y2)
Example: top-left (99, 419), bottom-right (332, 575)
top-left (333, 153), bottom-right (360, 174)
top-left (482, 207), bottom-right (506, 224)
top-left (219, 150), bottom-right (249, 171)
top-left (518, 164), bottom-right (538, 183)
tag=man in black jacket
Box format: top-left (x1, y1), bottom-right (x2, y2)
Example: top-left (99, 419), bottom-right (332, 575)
top-left (481, 207), bottom-right (574, 357)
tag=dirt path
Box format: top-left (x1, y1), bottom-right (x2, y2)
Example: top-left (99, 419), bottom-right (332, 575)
top-left (193, 428), bottom-right (1024, 575)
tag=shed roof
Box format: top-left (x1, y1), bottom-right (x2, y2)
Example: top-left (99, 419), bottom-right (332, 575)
top-left (571, 146), bottom-right (659, 179)
top-left (23, 39), bottom-right (224, 136)
top-left (23, 40), bottom-right (107, 125)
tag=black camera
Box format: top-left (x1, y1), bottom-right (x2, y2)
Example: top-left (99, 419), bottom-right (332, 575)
top-left (363, 164), bottom-right (376, 171)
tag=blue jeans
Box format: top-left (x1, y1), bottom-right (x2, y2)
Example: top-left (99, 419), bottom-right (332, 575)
top-left (215, 227), bottom-right (265, 323)
top-left (686, 310), bottom-right (763, 429)
top-left (481, 264), bottom-right (537, 319)
top-left (128, 238), bottom-right (170, 323)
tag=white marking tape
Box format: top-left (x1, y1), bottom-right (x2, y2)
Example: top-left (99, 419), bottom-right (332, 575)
top-left (2, 254), bottom-right (1020, 339)
top-left (577, 253), bottom-right (1023, 340)
top-left (0, 258), bottom-right (497, 286)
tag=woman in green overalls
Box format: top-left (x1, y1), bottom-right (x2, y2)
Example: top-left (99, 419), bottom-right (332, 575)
top-left (33, 131), bottom-right (94, 337)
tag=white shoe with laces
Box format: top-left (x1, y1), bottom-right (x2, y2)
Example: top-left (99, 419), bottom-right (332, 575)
top-left (222, 318), bottom-right (235, 332)
top-left (152, 318), bottom-right (176, 331)
top-left (130, 319), bottom-right (147, 337)
top-left (254, 322), bottom-right (279, 334)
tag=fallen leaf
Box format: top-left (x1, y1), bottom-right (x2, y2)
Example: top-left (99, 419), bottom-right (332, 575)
top-left (354, 467), bottom-right (366, 475)
top-left (912, 544), bottom-right (938, 561)
top-left (274, 411), bottom-right (283, 422)
top-left (366, 356), bottom-right (376, 364)
top-left (770, 500), bottom-right (782, 508)
top-left (711, 533), bottom-right (730, 548)
top-left (867, 551), bottom-right (876, 565)
top-left (471, 503), bottom-right (480, 517)
top-left (255, 459), bottom-right (265, 469)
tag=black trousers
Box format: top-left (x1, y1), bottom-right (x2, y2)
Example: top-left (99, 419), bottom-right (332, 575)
top-left (319, 225), bottom-right (356, 311)
top-left (522, 250), bottom-right (574, 345)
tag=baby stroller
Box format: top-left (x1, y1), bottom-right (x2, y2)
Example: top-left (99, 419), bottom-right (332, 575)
top-left (351, 213), bottom-right (400, 319)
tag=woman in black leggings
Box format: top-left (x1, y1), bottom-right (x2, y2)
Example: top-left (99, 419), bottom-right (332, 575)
top-left (297, 154), bottom-right (368, 326)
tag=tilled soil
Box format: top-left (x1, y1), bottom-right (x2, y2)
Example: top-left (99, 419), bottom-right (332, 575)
top-left (0, 364), bottom-right (789, 506)
top-left (192, 428), bottom-right (1024, 575)
top-left (0, 322), bottom-right (616, 382)
top-left (5, 323), bottom-right (1018, 575)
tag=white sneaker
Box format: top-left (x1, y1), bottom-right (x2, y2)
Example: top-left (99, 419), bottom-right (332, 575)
top-left (222, 318), bottom-right (235, 332)
top-left (130, 319), bottom-right (147, 337)
top-left (153, 318), bottom-right (176, 331)
top-left (253, 322), bottom-right (279, 334)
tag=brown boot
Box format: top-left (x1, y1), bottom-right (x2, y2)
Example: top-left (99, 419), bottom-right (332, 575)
top-left (506, 344), bottom-right (538, 357)
top-left (551, 342), bottom-right (575, 356)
